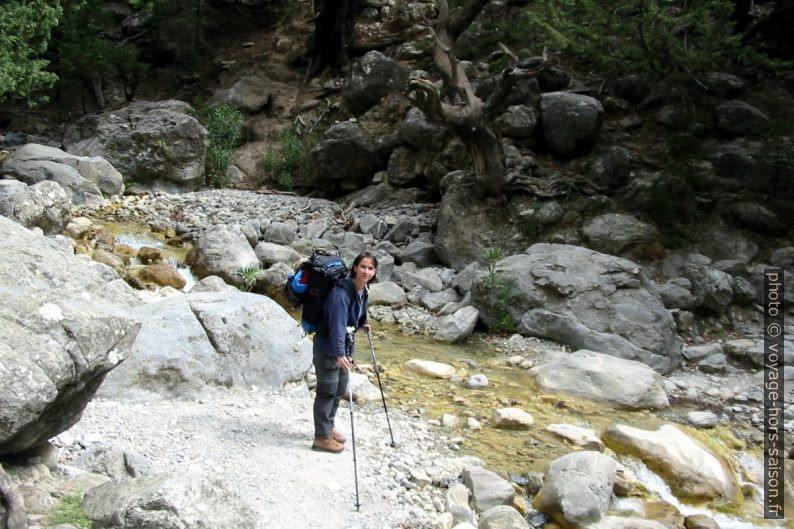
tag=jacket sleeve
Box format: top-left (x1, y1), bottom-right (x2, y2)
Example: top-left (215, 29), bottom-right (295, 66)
top-left (326, 286), bottom-right (351, 358)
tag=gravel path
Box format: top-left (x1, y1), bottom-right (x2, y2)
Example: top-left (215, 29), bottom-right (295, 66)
top-left (60, 388), bottom-right (453, 529)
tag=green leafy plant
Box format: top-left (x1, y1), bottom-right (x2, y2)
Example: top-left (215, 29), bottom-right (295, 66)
top-left (49, 492), bottom-right (92, 529)
top-left (482, 247), bottom-right (519, 334)
top-left (204, 104), bottom-right (243, 188)
top-left (525, 0), bottom-right (789, 83)
top-left (262, 127), bottom-right (311, 190)
top-left (236, 265), bottom-right (264, 292)
top-left (0, 0), bottom-right (62, 106)
top-left (485, 247), bottom-right (504, 280)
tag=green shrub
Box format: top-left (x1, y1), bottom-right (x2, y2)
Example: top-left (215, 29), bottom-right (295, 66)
top-left (525, 0), bottom-right (788, 82)
top-left (262, 127), bottom-right (311, 190)
top-left (236, 265), bottom-right (264, 292)
top-left (482, 247), bottom-right (519, 334)
top-left (49, 492), bottom-right (92, 529)
top-left (204, 104), bottom-right (243, 188)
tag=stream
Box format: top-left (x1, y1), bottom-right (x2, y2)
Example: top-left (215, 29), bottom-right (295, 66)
top-left (104, 225), bottom-right (784, 529)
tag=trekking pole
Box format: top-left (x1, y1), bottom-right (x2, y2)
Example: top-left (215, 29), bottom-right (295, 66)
top-left (346, 356), bottom-right (362, 511)
top-left (366, 328), bottom-right (396, 448)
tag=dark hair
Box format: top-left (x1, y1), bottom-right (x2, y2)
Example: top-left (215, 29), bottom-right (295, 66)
top-left (350, 251), bottom-right (378, 283)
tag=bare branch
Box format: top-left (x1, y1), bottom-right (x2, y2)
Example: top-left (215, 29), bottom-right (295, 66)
top-left (483, 58), bottom-right (556, 118)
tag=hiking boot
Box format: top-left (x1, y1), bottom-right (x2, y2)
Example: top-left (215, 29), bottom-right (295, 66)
top-left (331, 428), bottom-right (346, 444)
top-left (312, 436), bottom-right (344, 453)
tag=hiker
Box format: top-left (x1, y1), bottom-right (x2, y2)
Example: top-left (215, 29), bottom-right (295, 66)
top-left (311, 251), bottom-right (378, 453)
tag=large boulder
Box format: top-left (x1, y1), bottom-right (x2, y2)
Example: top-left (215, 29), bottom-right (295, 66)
top-left (63, 100), bottom-right (208, 193)
top-left (186, 224), bottom-right (260, 285)
top-left (1, 143), bottom-right (120, 204)
top-left (342, 51), bottom-right (410, 115)
top-left (398, 107), bottom-right (447, 151)
top-left (99, 291), bottom-right (312, 401)
top-left (473, 244), bottom-right (682, 372)
top-left (603, 423), bottom-right (740, 502)
top-left (540, 92), bottom-right (603, 156)
top-left (0, 215), bottom-right (140, 456)
top-left (208, 76), bottom-right (272, 114)
top-left (714, 100), bottom-right (769, 135)
top-left (0, 180), bottom-right (73, 235)
top-left (461, 466), bottom-right (515, 513)
top-left (309, 122), bottom-right (382, 191)
top-left (581, 213), bottom-right (660, 258)
top-left (535, 451), bottom-right (617, 527)
top-left (435, 171), bottom-right (533, 270)
top-left (530, 350), bottom-right (669, 409)
top-left (83, 469), bottom-right (256, 529)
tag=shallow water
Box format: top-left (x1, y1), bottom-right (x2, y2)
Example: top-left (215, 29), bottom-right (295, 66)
top-left (95, 221), bottom-right (197, 291)
top-left (363, 326), bottom-right (785, 528)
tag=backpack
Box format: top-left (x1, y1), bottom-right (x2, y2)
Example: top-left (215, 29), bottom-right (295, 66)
top-left (285, 250), bottom-right (349, 333)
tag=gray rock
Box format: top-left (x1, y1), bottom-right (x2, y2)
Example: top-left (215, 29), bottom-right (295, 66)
top-left (464, 373), bottom-right (488, 389)
top-left (398, 107), bottom-right (447, 150)
top-left (479, 505), bottom-right (529, 529)
top-left (770, 247), bottom-right (794, 269)
top-left (540, 92), bottom-right (603, 156)
top-left (368, 281), bottom-right (407, 305)
top-left (477, 244), bottom-right (681, 372)
top-left (451, 263), bottom-right (486, 294)
top-left (64, 100), bottom-right (208, 193)
top-left (435, 306), bottom-right (479, 343)
top-left (686, 411), bottom-right (719, 428)
top-left (696, 227), bottom-right (758, 264)
top-left (461, 466), bottom-right (515, 513)
top-left (536, 451), bottom-right (616, 527)
top-left (683, 261), bottom-right (734, 313)
top-left (702, 72), bottom-right (746, 96)
top-left (421, 288), bottom-right (460, 312)
top-left (83, 469), bottom-right (256, 529)
top-left (342, 51), bottom-right (410, 115)
top-left (186, 225), bottom-right (260, 285)
top-left (72, 444), bottom-right (153, 479)
top-left (581, 213), bottom-right (659, 257)
top-left (188, 275), bottom-right (237, 293)
top-left (715, 100), bottom-right (769, 135)
top-left (309, 122), bottom-right (381, 190)
top-left (99, 291), bottom-right (312, 401)
top-left (394, 264), bottom-right (443, 292)
top-left (0, 215), bottom-right (140, 456)
top-left (359, 214), bottom-right (388, 239)
top-left (530, 350), bottom-right (669, 409)
top-left (698, 353), bottom-right (729, 374)
top-left (2, 143), bottom-right (121, 204)
top-left (208, 76), bottom-right (272, 114)
top-left (254, 241), bottom-right (301, 265)
top-left (386, 145), bottom-right (426, 187)
top-left (495, 105), bottom-right (536, 138)
top-left (401, 240), bottom-right (438, 266)
top-left (0, 180), bottom-right (73, 235)
top-left (445, 483), bottom-right (473, 526)
top-left (655, 283), bottom-right (697, 310)
top-left (263, 221), bottom-right (298, 245)
top-left (728, 202), bottom-right (787, 235)
top-left (684, 343), bottom-right (723, 362)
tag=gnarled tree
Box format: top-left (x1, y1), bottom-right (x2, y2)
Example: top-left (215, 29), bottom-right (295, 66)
top-left (407, 0), bottom-right (551, 198)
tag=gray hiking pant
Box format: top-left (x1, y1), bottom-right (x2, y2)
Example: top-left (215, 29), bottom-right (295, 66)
top-left (313, 341), bottom-right (349, 438)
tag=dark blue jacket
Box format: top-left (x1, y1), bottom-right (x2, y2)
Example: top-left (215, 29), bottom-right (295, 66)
top-left (314, 277), bottom-right (368, 358)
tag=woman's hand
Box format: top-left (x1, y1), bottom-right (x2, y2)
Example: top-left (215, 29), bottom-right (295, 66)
top-left (362, 323), bottom-right (371, 333)
top-left (336, 356), bottom-right (352, 371)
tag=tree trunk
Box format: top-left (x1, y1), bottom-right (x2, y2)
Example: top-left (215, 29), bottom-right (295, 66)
top-left (407, 0), bottom-right (551, 198)
top-left (306, 0), bottom-right (365, 79)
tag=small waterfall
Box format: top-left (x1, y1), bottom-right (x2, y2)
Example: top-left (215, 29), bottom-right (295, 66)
top-left (616, 456), bottom-right (780, 529)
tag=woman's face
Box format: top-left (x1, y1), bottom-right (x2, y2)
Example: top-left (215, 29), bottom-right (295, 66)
top-left (353, 257), bottom-right (377, 283)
